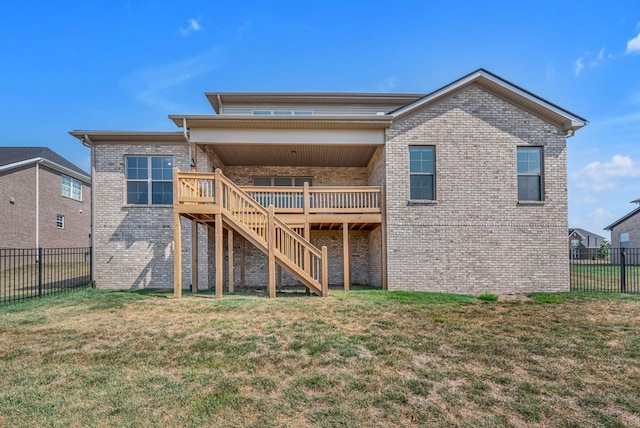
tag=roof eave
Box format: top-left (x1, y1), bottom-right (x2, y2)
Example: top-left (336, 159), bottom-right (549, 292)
top-left (168, 114), bottom-right (394, 129)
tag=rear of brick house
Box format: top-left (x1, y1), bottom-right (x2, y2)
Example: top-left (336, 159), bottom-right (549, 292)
top-left (71, 69), bottom-right (587, 295)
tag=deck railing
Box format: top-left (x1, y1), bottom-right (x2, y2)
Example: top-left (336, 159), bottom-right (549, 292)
top-left (175, 169), bottom-right (329, 296)
top-left (176, 171), bottom-right (381, 215)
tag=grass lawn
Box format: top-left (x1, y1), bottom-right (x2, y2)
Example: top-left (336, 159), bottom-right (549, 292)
top-left (570, 263), bottom-right (640, 293)
top-left (1, 289), bottom-right (639, 427)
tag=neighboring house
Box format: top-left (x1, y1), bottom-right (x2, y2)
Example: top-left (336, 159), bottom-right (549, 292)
top-left (70, 69), bottom-right (587, 295)
top-left (568, 228), bottom-right (607, 259)
top-left (0, 147), bottom-right (91, 249)
top-left (605, 200), bottom-right (640, 248)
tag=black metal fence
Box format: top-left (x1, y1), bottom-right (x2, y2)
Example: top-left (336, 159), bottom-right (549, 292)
top-left (570, 247), bottom-right (640, 293)
top-left (0, 247), bottom-right (91, 305)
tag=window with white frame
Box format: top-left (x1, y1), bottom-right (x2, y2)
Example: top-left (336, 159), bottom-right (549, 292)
top-left (620, 232), bottom-right (630, 248)
top-left (571, 239), bottom-right (580, 247)
top-left (56, 214), bottom-right (64, 229)
top-left (125, 156), bottom-right (173, 205)
top-left (62, 175), bottom-right (82, 201)
top-left (517, 147), bottom-right (543, 201)
top-left (409, 146), bottom-right (435, 200)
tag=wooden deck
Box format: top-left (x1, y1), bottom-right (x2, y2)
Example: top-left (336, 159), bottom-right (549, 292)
top-left (173, 169), bottom-right (384, 299)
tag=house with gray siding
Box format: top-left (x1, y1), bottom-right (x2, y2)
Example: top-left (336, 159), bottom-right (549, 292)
top-left (70, 69), bottom-right (587, 296)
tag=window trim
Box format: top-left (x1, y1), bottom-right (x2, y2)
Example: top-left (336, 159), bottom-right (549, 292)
top-left (408, 146), bottom-right (436, 201)
top-left (56, 214), bottom-right (65, 229)
top-left (124, 156), bottom-right (174, 206)
top-left (61, 175), bottom-right (82, 201)
top-left (517, 146), bottom-right (544, 202)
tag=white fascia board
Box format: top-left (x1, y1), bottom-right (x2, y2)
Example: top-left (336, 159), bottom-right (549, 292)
top-left (0, 157), bottom-right (90, 183)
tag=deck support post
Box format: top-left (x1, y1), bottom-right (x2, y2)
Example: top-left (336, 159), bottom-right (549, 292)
top-left (381, 184), bottom-right (388, 290)
top-left (191, 221), bottom-right (198, 293)
top-left (321, 246), bottom-right (329, 297)
top-left (240, 237), bottom-right (246, 287)
top-left (304, 221), bottom-right (311, 295)
top-left (227, 228), bottom-right (234, 292)
top-left (267, 205), bottom-right (276, 298)
top-left (215, 214), bottom-right (223, 298)
top-left (173, 213), bottom-right (182, 298)
top-left (343, 222), bottom-right (350, 291)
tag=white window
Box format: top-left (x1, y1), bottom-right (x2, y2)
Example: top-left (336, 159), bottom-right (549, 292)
top-left (56, 214), bottom-right (65, 229)
top-left (517, 147), bottom-right (543, 201)
top-left (409, 146), bottom-right (435, 200)
top-left (620, 233), bottom-right (630, 248)
top-left (571, 239), bottom-right (580, 247)
top-left (62, 175), bottom-right (82, 201)
top-left (125, 156), bottom-right (173, 205)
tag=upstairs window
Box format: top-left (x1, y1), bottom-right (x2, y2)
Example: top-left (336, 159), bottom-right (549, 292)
top-left (620, 233), bottom-right (630, 248)
top-left (125, 156), bottom-right (173, 205)
top-left (517, 147), bottom-right (543, 201)
top-left (570, 239), bottom-right (580, 247)
top-left (62, 175), bottom-right (82, 201)
top-left (252, 110), bottom-right (313, 116)
top-left (409, 146), bottom-right (435, 200)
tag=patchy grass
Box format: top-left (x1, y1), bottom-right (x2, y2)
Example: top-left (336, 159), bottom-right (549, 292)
top-left (0, 289), bottom-right (639, 427)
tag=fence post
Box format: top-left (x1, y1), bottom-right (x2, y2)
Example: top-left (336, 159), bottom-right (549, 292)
top-left (38, 247), bottom-right (43, 298)
top-left (620, 247), bottom-right (626, 293)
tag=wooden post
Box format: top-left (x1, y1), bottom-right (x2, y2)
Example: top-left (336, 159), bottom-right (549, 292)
top-left (191, 221), bottom-right (198, 293)
top-left (228, 228), bottom-right (234, 292)
top-left (215, 213), bottom-right (223, 298)
top-left (343, 222), bottom-right (350, 291)
top-left (303, 182), bottom-right (310, 216)
top-left (321, 245), bottom-right (329, 297)
top-left (173, 167), bottom-right (182, 298)
top-left (267, 205), bottom-right (276, 298)
top-left (380, 184), bottom-right (388, 290)
top-left (304, 222), bottom-right (311, 295)
top-left (173, 213), bottom-right (182, 298)
top-left (240, 237), bottom-right (246, 287)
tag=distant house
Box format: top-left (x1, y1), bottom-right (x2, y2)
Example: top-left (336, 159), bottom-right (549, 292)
top-left (0, 147), bottom-right (91, 249)
top-left (605, 200), bottom-right (640, 249)
top-left (70, 69), bottom-right (587, 296)
top-left (568, 228), bottom-right (607, 259)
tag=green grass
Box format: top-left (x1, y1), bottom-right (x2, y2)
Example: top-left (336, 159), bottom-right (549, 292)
top-left (570, 262), bottom-right (640, 292)
top-left (0, 289), bottom-right (639, 426)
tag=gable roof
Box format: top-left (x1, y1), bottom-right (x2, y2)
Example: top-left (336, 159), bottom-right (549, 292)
top-left (605, 206), bottom-right (640, 231)
top-left (568, 228), bottom-right (607, 247)
top-left (390, 69), bottom-right (588, 132)
top-left (0, 147), bottom-right (90, 182)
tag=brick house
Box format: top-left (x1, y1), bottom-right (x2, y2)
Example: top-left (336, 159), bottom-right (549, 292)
top-left (0, 147), bottom-right (91, 249)
top-left (568, 228), bottom-right (607, 259)
top-left (605, 200), bottom-right (640, 248)
top-left (70, 69), bottom-right (587, 295)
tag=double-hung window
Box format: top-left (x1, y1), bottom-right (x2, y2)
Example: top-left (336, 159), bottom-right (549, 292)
top-left (620, 233), bottom-right (630, 248)
top-left (56, 214), bottom-right (65, 229)
top-left (517, 147), bottom-right (543, 201)
top-left (409, 146), bottom-right (435, 200)
top-left (62, 175), bottom-right (82, 201)
top-left (125, 156), bottom-right (173, 205)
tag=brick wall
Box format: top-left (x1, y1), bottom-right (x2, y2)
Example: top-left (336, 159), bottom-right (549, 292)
top-left (384, 85), bottom-right (569, 294)
top-left (92, 142), bottom-right (207, 289)
top-left (0, 164), bottom-right (90, 249)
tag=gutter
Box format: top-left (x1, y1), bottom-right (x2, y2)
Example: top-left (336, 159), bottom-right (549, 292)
top-left (83, 134), bottom-right (96, 286)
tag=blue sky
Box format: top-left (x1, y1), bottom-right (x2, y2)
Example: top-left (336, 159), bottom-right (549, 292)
top-left (1, 1), bottom-right (639, 238)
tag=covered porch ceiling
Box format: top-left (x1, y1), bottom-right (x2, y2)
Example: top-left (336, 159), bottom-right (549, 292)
top-left (201, 143), bottom-right (380, 167)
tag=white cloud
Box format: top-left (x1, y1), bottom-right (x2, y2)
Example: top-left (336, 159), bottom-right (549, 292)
top-left (570, 207), bottom-right (616, 235)
top-left (120, 48), bottom-right (222, 111)
top-left (545, 64), bottom-right (555, 80)
top-left (627, 32), bottom-right (640, 54)
top-left (180, 17), bottom-right (202, 37)
top-left (574, 57), bottom-right (584, 76)
top-left (377, 76), bottom-right (396, 92)
top-left (572, 155), bottom-right (640, 192)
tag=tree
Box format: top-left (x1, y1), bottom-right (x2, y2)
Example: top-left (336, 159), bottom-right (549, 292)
top-left (596, 240), bottom-right (610, 260)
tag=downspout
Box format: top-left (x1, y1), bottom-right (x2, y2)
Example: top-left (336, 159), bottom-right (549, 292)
top-left (35, 159), bottom-right (41, 255)
top-left (182, 117), bottom-right (193, 169)
top-left (82, 134), bottom-right (96, 287)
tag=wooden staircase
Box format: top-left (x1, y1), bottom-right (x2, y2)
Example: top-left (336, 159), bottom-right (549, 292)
top-left (173, 169), bottom-right (328, 298)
